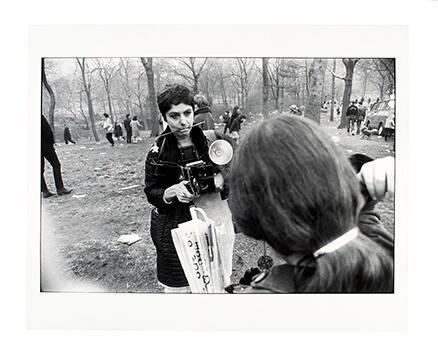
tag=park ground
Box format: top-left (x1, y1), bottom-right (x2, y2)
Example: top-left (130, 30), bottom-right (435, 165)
top-left (41, 112), bottom-right (395, 293)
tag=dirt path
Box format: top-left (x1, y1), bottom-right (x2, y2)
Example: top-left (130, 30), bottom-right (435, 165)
top-left (41, 115), bottom-right (394, 293)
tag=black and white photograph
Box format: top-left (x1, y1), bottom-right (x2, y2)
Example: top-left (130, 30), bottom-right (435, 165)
top-left (40, 56), bottom-right (396, 294)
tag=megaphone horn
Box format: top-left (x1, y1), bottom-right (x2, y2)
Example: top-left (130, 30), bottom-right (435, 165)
top-left (208, 140), bottom-right (233, 165)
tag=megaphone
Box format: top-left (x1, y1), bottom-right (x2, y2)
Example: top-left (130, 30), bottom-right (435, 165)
top-left (208, 140), bottom-right (233, 165)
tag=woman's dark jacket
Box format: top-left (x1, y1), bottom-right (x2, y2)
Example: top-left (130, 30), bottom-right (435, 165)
top-left (229, 115), bottom-right (245, 133)
top-left (144, 125), bottom-right (230, 287)
top-left (194, 106), bottom-right (215, 130)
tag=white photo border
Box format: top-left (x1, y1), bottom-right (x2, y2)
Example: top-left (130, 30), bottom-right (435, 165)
top-left (27, 24), bottom-right (408, 331)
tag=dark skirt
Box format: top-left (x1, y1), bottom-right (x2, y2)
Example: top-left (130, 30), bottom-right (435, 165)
top-left (150, 207), bottom-right (192, 287)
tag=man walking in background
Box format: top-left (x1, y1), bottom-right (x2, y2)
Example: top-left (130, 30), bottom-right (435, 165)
top-left (63, 124), bottom-right (76, 144)
top-left (41, 115), bottom-right (72, 198)
top-left (103, 113), bottom-right (115, 147)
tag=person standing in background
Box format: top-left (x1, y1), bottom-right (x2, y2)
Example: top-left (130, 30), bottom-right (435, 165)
top-left (124, 114), bottom-right (132, 144)
top-left (114, 121), bottom-right (124, 141)
top-left (63, 124), bottom-right (76, 144)
top-left (222, 110), bottom-right (231, 134)
top-left (130, 116), bottom-right (142, 143)
top-left (41, 115), bottom-right (72, 198)
top-left (194, 94), bottom-right (215, 130)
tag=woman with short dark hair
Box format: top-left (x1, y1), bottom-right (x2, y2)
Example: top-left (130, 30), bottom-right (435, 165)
top-left (144, 84), bottom-right (232, 293)
top-left (229, 115), bottom-right (393, 293)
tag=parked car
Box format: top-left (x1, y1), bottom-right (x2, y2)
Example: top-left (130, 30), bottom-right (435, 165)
top-left (365, 98), bottom-right (395, 135)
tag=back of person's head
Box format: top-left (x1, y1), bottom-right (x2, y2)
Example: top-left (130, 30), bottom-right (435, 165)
top-left (103, 113), bottom-right (109, 118)
top-left (229, 115), bottom-right (393, 292)
top-left (133, 116), bottom-right (138, 121)
top-left (194, 94), bottom-right (210, 109)
top-left (157, 84), bottom-right (195, 120)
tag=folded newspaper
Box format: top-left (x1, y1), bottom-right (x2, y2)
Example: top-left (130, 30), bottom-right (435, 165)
top-left (171, 206), bottom-right (235, 293)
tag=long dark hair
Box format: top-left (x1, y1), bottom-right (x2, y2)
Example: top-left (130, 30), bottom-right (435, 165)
top-left (229, 115), bottom-right (393, 292)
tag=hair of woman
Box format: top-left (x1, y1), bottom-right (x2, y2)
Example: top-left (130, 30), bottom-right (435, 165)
top-left (157, 84), bottom-right (195, 119)
top-left (229, 115), bottom-right (393, 292)
top-left (194, 94), bottom-right (210, 108)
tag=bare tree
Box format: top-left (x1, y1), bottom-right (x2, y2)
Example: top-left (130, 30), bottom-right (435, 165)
top-left (93, 58), bottom-right (120, 123)
top-left (370, 58), bottom-right (395, 98)
top-left (262, 58), bottom-right (269, 119)
top-left (119, 58), bottom-right (133, 114)
top-left (330, 59), bottom-right (336, 122)
top-left (76, 58), bottom-right (100, 141)
top-left (172, 58), bottom-right (209, 94)
top-left (42, 59), bottom-right (56, 132)
top-left (140, 57), bottom-right (161, 137)
top-left (327, 58), bottom-right (360, 128)
top-left (229, 58), bottom-right (255, 111)
top-left (304, 59), bottom-right (328, 124)
top-left (131, 70), bottom-right (146, 124)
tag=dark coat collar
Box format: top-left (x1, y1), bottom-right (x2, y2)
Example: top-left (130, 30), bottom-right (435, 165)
top-left (194, 106), bottom-right (211, 116)
top-left (156, 125), bottom-right (209, 164)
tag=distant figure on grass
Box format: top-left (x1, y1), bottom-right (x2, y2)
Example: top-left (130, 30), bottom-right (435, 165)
top-left (383, 114), bottom-right (395, 142)
top-left (41, 115), bottom-right (72, 198)
top-left (194, 94), bottom-right (215, 130)
top-left (222, 110), bottom-right (230, 134)
top-left (130, 116), bottom-right (142, 143)
top-left (229, 114), bottom-right (247, 145)
top-left (357, 101), bottom-right (367, 135)
top-left (123, 114), bottom-right (132, 144)
top-left (63, 124), bottom-right (76, 144)
top-left (114, 121), bottom-right (124, 141)
top-left (103, 113), bottom-right (114, 147)
top-left (229, 105), bottom-right (241, 129)
top-left (346, 101), bottom-right (359, 135)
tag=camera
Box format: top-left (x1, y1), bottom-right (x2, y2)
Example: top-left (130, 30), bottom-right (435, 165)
top-left (180, 160), bottom-right (216, 197)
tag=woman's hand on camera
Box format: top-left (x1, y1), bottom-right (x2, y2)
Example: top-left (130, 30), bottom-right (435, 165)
top-left (214, 173), bottom-right (225, 191)
top-left (357, 156), bottom-right (394, 201)
top-left (163, 181), bottom-right (195, 204)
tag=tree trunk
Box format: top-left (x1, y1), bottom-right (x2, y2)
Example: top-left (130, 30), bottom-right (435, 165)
top-left (76, 58), bottom-right (99, 141)
top-left (262, 58), bottom-right (269, 119)
top-left (105, 87), bottom-right (114, 123)
top-left (362, 72), bottom-right (368, 98)
top-left (338, 59), bottom-right (359, 129)
top-left (79, 91), bottom-right (90, 129)
top-left (193, 77), bottom-right (199, 94)
top-left (330, 59), bottom-right (336, 122)
top-left (141, 57), bottom-right (161, 137)
top-left (304, 59), bottom-right (310, 97)
top-left (304, 59), bottom-right (327, 124)
top-left (42, 59), bottom-right (56, 134)
top-left (321, 68), bottom-right (326, 105)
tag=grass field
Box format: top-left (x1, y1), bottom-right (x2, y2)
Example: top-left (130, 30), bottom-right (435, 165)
top-left (41, 112), bottom-right (395, 293)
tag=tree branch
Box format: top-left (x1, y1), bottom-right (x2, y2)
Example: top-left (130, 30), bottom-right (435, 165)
top-left (326, 65), bottom-right (345, 81)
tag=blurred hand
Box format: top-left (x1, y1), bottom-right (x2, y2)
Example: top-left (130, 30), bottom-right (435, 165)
top-left (214, 173), bottom-right (225, 191)
top-left (357, 156), bottom-right (394, 201)
top-left (164, 181), bottom-right (195, 204)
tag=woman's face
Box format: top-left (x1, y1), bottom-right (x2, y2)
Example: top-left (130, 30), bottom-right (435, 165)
top-left (165, 103), bottom-right (194, 138)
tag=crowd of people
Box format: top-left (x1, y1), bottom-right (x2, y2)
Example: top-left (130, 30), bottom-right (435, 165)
top-left (42, 83), bottom-right (395, 294)
top-left (103, 113), bottom-right (145, 146)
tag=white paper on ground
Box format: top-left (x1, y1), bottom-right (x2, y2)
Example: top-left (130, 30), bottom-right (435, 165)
top-left (117, 234), bottom-right (142, 245)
